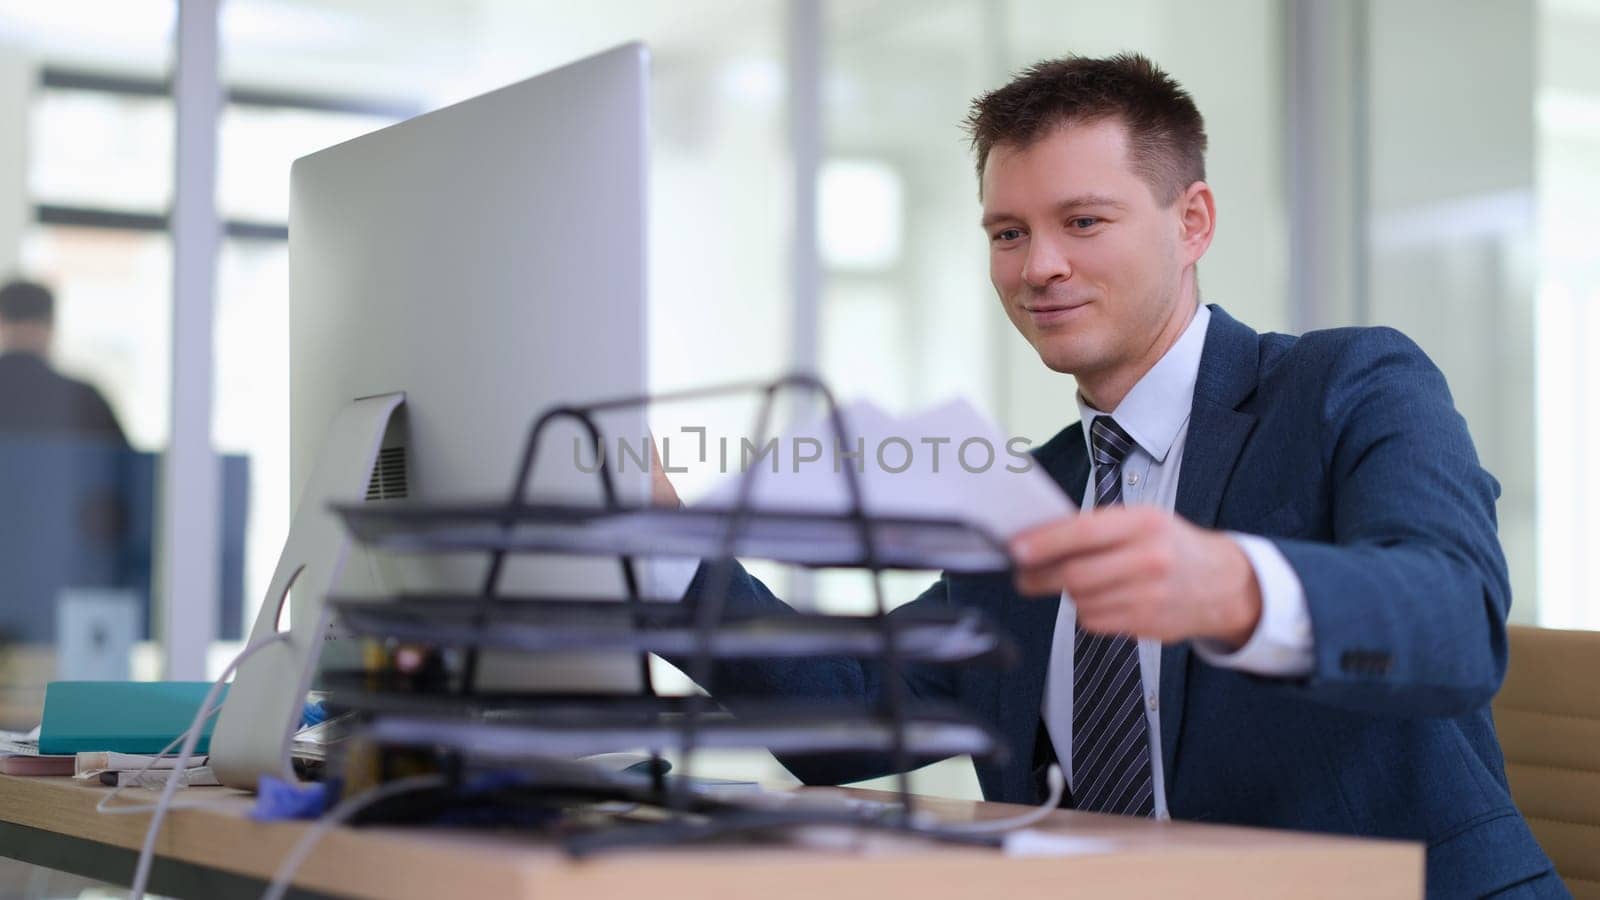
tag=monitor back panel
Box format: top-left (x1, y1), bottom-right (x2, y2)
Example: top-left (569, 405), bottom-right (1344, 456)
top-left (290, 44), bottom-right (652, 691)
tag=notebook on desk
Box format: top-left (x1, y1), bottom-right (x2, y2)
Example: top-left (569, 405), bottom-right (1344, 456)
top-left (0, 727), bottom-right (73, 775)
top-left (37, 681), bottom-right (223, 756)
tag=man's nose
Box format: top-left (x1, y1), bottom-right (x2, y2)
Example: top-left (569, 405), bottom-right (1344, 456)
top-left (1021, 234), bottom-right (1072, 289)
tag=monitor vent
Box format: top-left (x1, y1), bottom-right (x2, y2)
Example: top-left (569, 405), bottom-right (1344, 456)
top-left (366, 446), bottom-right (409, 500)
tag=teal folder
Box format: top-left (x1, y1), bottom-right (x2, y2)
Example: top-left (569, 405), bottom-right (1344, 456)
top-left (38, 681), bottom-right (227, 756)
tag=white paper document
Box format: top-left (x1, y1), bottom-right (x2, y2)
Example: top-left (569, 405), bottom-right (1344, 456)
top-left (585, 397), bottom-right (1075, 573)
top-left (696, 397), bottom-right (1075, 541)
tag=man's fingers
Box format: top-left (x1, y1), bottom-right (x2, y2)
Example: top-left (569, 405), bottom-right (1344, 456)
top-left (1014, 551), bottom-right (1140, 596)
top-left (647, 430), bottom-right (664, 472)
top-left (1076, 586), bottom-right (1165, 638)
top-left (1010, 506), bottom-right (1162, 567)
top-left (1012, 547), bottom-right (1158, 601)
top-left (1061, 544), bottom-right (1164, 597)
top-left (646, 431), bottom-right (682, 507)
top-left (1077, 605), bottom-right (1145, 639)
top-left (1014, 564), bottom-right (1069, 597)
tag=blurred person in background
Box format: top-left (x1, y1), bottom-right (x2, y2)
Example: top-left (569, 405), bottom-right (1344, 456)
top-left (0, 278), bottom-right (127, 446)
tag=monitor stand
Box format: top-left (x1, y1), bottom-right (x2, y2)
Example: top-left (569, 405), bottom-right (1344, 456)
top-left (211, 392), bottom-right (405, 791)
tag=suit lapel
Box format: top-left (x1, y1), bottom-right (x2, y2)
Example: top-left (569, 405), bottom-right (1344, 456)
top-left (994, 581), bottom-right (1059, 801)
top-left (1173, 402), bottom-right (1258, 528)
top-left (1161, 304), bottom-right (1262, 797)
top-left (1035, 423), bottom-right (1090, 509)
top-left (995, 424), bottom-right (1087, 802)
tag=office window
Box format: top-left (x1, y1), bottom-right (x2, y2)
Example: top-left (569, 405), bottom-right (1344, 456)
top-left (819, 159), bottom-right (905, 272)
top-left (1363, 2), bottom-right (1540, 623)
top-left (217, 104), bottom-right (396, 224)
top-left (29, 86), bottom-right (173, 213)
top-left (212, 236), bottom-right (290, 636)
top-left (1535, 0), bottom-right (1600, 630)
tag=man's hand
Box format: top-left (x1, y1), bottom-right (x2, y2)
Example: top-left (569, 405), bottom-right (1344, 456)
top-left (647, 435), bottom-right (683, 508)
top-left (1009, 506), bottom-right (1262, 648)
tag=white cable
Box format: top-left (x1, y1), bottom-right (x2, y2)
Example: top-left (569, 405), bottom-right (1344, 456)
top-left (909, 764), bottom-right (1065, 836)
top-left (95, 704), bottom-right (222, 817)
top-left (110, 631), bottom-right (290, 900)
top-left (260, 774), bottom-right (447, 900)
top-left (99, 631), bottom-right (290, 816)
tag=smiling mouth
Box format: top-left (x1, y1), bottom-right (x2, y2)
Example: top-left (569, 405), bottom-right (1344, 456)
top-left (1021, 300), bottom-right (1090, 325)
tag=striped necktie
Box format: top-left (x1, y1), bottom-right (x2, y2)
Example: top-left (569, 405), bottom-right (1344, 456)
top-left (1071, 415), bottom-right (1156, 816)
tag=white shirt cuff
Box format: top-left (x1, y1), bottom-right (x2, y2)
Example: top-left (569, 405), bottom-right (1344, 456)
top-left (1191, 533), bottom-right (1314, 677)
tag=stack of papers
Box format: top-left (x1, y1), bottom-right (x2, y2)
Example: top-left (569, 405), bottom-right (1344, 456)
top-left (697, 397), bottom-right (1074, 539)
top-left (667, 397), bottom-right (1076, 571)
top-left (73, 752), bottom-right (220, 788)
top-left (0, 727), bottom-right (73, 776)
top-left (587, 398), bottom-right (1074, 572)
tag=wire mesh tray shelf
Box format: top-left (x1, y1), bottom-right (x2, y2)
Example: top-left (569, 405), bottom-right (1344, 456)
top-left (321, 374), bottom-right (1027, 839)
top-left (328, 593), bottom-right (1017, 664)
top-left (331, 501), bottom-right (1012, 572)
top-left (340, 701), bottom-right (1005, 763)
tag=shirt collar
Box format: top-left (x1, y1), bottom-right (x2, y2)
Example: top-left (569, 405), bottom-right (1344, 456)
top-left (1077, 303), bottom-right (1210, 464)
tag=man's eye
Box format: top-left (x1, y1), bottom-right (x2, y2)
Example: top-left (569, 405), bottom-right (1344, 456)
top-left (1069, 217), bottom-right (1100, 230)
top-left (993, 228), bottom-right (1023, 242)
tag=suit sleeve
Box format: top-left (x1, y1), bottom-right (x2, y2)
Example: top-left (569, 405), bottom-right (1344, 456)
top-left (662, 560), bottom-right (964, 785)
top-left (1270, 327), bottom-right (1511, 717)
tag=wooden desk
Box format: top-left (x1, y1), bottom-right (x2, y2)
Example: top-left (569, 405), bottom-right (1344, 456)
top-left (0, 774), bottom-right (1422, 899)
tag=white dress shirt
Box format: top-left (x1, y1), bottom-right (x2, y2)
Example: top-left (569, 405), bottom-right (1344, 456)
top-left (1041, 303), bottom-right (1314, 820)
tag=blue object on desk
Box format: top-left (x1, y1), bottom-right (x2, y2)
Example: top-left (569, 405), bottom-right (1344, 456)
top-left (301, 698), bottom-right (328, 727)
top-left (37, 681), bottom-right (226, 755)
top-left (252, 775), bottom-right (335, 821)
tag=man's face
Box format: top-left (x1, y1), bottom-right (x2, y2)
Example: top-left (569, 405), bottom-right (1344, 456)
top-left (0, 318), bottom-right (53, 355)
top-left (981, 118), bottom-right (1191, 382)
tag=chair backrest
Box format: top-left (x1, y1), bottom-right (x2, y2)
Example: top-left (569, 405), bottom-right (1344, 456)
top-left (1494, 624), bottom-right (1600, 899)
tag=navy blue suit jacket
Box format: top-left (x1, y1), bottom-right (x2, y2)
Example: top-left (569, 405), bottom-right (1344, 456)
top-left (683, 305), bottom-right (1558, 898)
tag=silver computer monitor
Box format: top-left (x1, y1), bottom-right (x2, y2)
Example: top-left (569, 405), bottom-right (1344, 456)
top-left (288, 42), bottom-right (652, 692)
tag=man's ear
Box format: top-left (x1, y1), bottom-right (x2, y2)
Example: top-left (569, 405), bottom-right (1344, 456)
top-left (1177, 180), bottom-right (1216, 267)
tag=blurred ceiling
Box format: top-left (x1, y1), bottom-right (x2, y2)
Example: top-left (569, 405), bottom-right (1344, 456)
top-left (0, 0), bottom-right (787, 105)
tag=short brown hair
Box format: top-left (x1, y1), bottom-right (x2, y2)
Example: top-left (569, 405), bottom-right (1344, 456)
top-left (0, 278), bottom-right (53, 324)
top-left (964, 53), bottom-right (1207, 204)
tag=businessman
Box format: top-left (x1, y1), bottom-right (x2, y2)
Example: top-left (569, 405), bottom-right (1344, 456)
top-left (0, 278), bottom-right (128, 445)
top-left (654, 54), bottom-right (1560, 898)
